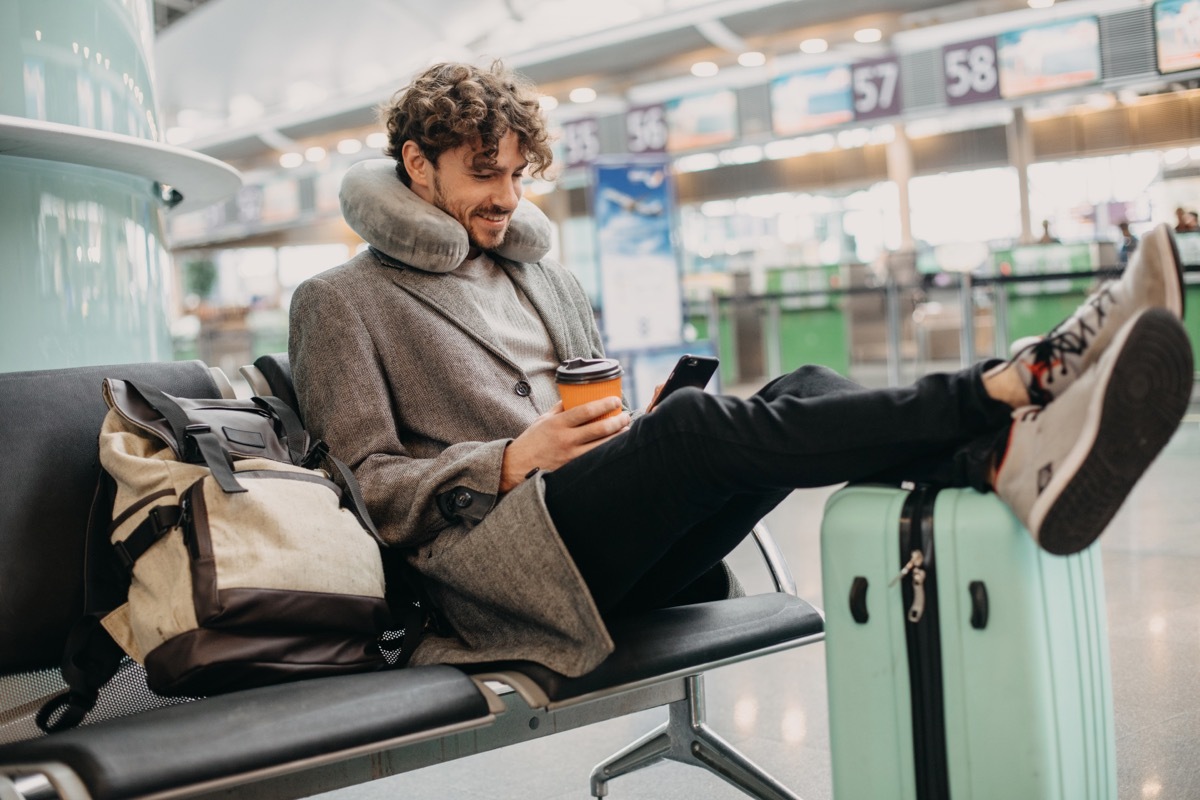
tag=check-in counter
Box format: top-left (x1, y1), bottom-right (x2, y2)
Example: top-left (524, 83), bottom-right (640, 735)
top-left (763, 264), bottom-right (850, 376)
top-left (990, 242), bottom-right (1118, 347)
top-left (1176, 231), bottom-right (1200, 361)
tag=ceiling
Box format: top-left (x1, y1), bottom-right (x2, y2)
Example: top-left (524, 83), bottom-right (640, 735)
top-left (153, 0), bottom-right (1012, 163)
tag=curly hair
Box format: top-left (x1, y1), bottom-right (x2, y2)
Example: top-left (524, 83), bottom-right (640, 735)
top-left (378, 61), bottom-right (553, 186)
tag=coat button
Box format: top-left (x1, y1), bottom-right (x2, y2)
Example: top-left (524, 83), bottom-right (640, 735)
top-left (454, 490), bottom-right (473, 508)
top-left (514, 380), bottom-right (531, 397)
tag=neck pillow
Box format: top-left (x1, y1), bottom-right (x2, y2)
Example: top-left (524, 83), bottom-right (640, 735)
top-left (339, 159), bottom-right (553, 273)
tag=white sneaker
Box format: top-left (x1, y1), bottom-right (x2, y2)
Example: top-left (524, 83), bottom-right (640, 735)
top-left (1008, 223), bottom-right (1185, 404)
top-left (996, 307), bottom-right (1193, 555)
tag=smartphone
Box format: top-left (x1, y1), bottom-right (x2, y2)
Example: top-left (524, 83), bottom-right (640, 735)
top-left (646, 355), bottom-right (719, 411)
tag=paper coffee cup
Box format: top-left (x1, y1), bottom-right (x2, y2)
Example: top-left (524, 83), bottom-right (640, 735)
top-left (555, 358), bottom-right (624, 420)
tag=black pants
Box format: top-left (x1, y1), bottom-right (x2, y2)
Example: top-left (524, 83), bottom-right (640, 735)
top-left (543, 363), bottom-right (1012, 616)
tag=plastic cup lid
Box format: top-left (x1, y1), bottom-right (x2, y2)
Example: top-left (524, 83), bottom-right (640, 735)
top-left (555, 357), bottom-right (623, 384)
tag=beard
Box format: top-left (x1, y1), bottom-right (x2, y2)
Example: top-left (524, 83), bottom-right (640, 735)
top-left (431, 173), bottom-right (510, 252)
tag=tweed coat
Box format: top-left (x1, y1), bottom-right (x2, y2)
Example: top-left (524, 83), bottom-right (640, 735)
top-left (289, 239), bottom-right (616, 676)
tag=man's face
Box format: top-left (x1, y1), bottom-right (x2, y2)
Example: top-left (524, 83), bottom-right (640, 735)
top-left (425, 132), bottom-right (526, 253)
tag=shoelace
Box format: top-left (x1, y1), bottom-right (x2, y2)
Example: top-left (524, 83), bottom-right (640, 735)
top-left (1018, 406), bottom-right (1042, 422)
top-left (1023, 282), bottom-right (1117, 400)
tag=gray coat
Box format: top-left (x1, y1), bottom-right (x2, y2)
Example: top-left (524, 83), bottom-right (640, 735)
top-left (289, 246), bottom-right (616, 676)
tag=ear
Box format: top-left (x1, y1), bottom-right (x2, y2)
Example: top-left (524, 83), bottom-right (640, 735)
top-left (401, 140), bottom-right (432, 192)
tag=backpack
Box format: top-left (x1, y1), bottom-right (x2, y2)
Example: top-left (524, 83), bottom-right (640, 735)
top-left (38, 378), bottom-right (426, 732)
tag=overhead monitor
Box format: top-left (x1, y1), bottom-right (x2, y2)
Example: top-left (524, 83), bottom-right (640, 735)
top-left (770, 65), bottom-right (854, 136)
top-left (997, 16), bottom-right (1101, 99)
top-left (664, 90), bottom-right (738, 151)
top-left (1155, 0), bottom-right (1200, 74)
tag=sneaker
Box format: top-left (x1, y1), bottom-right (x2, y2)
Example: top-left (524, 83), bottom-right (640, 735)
top-left (995, 307), bottom-right (1193, 555)
top-left (1008, 223), bottom-right (1185, 404)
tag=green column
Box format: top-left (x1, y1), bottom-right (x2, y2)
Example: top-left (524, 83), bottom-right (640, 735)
top-left (0, 0), bottom-right (171, 372)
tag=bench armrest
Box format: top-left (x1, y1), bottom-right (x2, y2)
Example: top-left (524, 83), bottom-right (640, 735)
top-left (749, 521), bottom-right (797, 597)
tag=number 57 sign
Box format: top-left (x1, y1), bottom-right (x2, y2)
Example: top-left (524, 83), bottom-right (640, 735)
top-left (852, 56), bottom-right (902, 122)
top-left (943, 37), bottom-right (1001, 106)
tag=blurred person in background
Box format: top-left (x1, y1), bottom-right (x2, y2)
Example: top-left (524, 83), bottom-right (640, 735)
top-left (1038, 219), bottom-right (1061, 244)
top-left (1175, 207), bottom-right (1198, 233)
top-left (1118, 221), bottom-right (1139, 268)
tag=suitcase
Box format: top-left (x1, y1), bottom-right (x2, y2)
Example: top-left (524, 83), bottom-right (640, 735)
top-left (820, 484), bottom-right (1116, 800)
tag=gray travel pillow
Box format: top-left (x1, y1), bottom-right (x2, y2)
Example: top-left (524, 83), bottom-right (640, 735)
top-left (339, 159), bottom-right (553, 272)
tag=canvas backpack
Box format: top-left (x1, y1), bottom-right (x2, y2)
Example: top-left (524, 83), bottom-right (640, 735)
top-left (38, 378), bottom-right (425, 732)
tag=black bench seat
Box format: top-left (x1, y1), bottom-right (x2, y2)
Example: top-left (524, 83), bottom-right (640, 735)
top-left (0, 666), bottom-right (491, 800)
top-left (475, 593), bottom-right (824, 708)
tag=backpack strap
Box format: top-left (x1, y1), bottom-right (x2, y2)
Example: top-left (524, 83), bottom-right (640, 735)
top-left (36, 614), bottom-right (127, 732)
top-left (252, 395), bottom-right (307, 466)
top-left (127, 380), bottom-right (246, 494)
top-left (111, 504), bottom-right (184, 574)
top-left (38, 474), bottom-right (132, 733)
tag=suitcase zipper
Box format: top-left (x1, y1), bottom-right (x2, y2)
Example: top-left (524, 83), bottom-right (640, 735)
top-left (901, 486), bottom-right (950, 800)
top-left (892, 549), bottom-right (926, 622)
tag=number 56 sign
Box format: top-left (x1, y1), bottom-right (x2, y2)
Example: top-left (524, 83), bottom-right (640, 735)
top-left (943, 37), bottom-right (1001, 106)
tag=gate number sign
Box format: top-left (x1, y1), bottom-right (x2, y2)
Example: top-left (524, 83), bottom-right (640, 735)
top-left (852, 56), bottom-right (902, 121)
top-left (943, 37), bottom-right (1001, 106)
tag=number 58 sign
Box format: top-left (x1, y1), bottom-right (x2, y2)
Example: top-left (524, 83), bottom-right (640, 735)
top-left (943, 37), bottom-right (1001, 106)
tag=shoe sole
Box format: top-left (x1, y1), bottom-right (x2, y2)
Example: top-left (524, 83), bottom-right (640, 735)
top-left (1033, 308), bottom-right (1194, 555)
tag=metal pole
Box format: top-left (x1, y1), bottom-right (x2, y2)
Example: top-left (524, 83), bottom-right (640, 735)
top-left (765, 298), bottom-right (782, 379)
top-left (959, 273), bottom-right (976, 368)
top-left (992, 280), bottom-right (1010, 358)
top-left (886, 278), bottom-right (902, 387)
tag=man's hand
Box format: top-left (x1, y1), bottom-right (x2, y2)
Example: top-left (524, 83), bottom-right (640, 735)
top-left (500, 398), bottom-right (630, 492)
top-left (646, 383), bottom-right (666, 412)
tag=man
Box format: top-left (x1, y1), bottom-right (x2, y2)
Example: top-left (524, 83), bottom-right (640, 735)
top-left (1037, 219), bottom-right (1061, 244)
top-left (290, 62), bottom-right (1192, 677)
top-left (1118, 221), bottom-right (1138, 267)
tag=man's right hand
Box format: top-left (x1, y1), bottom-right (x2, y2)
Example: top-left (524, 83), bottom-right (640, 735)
top-left (499, 398), bottom-right (630, 493)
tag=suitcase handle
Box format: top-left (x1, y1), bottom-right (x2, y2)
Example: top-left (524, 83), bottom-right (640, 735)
top-left (969, 580), bottom-right (989, 629)
top-left (849, 576), bottom-right (870, 624)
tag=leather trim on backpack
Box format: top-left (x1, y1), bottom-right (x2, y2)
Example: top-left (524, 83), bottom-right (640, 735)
top-left (144, 628), bottom-right (385, 697)
top-left (201, 587), bottom-right (391, 635)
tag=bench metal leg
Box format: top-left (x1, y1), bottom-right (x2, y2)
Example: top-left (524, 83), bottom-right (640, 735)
top-left (590, 675), bottom-right (803, 799)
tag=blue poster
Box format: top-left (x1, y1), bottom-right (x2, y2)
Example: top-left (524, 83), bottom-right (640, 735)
top-left (592, 159), bottom-right (683, 351)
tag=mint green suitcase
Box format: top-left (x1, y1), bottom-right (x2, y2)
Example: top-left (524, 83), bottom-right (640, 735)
top-left (821, 484), bottom-right (1116, 800)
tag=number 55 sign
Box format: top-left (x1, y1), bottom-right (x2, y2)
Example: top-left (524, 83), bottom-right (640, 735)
top-left (943, 37), bottom-right (1001, 106)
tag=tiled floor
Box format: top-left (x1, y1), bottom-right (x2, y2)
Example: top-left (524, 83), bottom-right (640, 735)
top-left (322, 408), bottom-right (1200, 800)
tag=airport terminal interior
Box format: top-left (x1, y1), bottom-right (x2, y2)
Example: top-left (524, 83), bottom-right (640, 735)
top-left (2, 0), bottom-right (1200, 796)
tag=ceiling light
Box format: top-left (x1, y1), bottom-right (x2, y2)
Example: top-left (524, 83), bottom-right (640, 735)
top-left (738, 51), bottom-right (766, 68)
top-left (538, 95), bottom-right (559, 111)
top-left (305, 146), bottom-right (327, 162)
top-left (365, 132), bottom-right (388, 149)
top-left (35, 30), bottom-right (41, 41)
top-left (569, 87), bottom-right (597, 103)
top-left (337, 138), bottom-right (363, 155)
top-left (800, 38), bottom-right (828, 54)
top-left (279, 152), bottom-right (304, 168)
top-left (691, 61), bottom-right (719, 77)
top-left (1027, 0), bottom-right (1054, 7)
top-left (855, 28), bottom-right (882, 43)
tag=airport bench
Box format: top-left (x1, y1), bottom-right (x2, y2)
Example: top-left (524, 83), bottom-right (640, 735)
top-left (0, 358), bottom-right (824, 800)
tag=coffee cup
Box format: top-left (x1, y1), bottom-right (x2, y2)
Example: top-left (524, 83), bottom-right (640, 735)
top-left (555, 358), bottom-right (624, 420)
